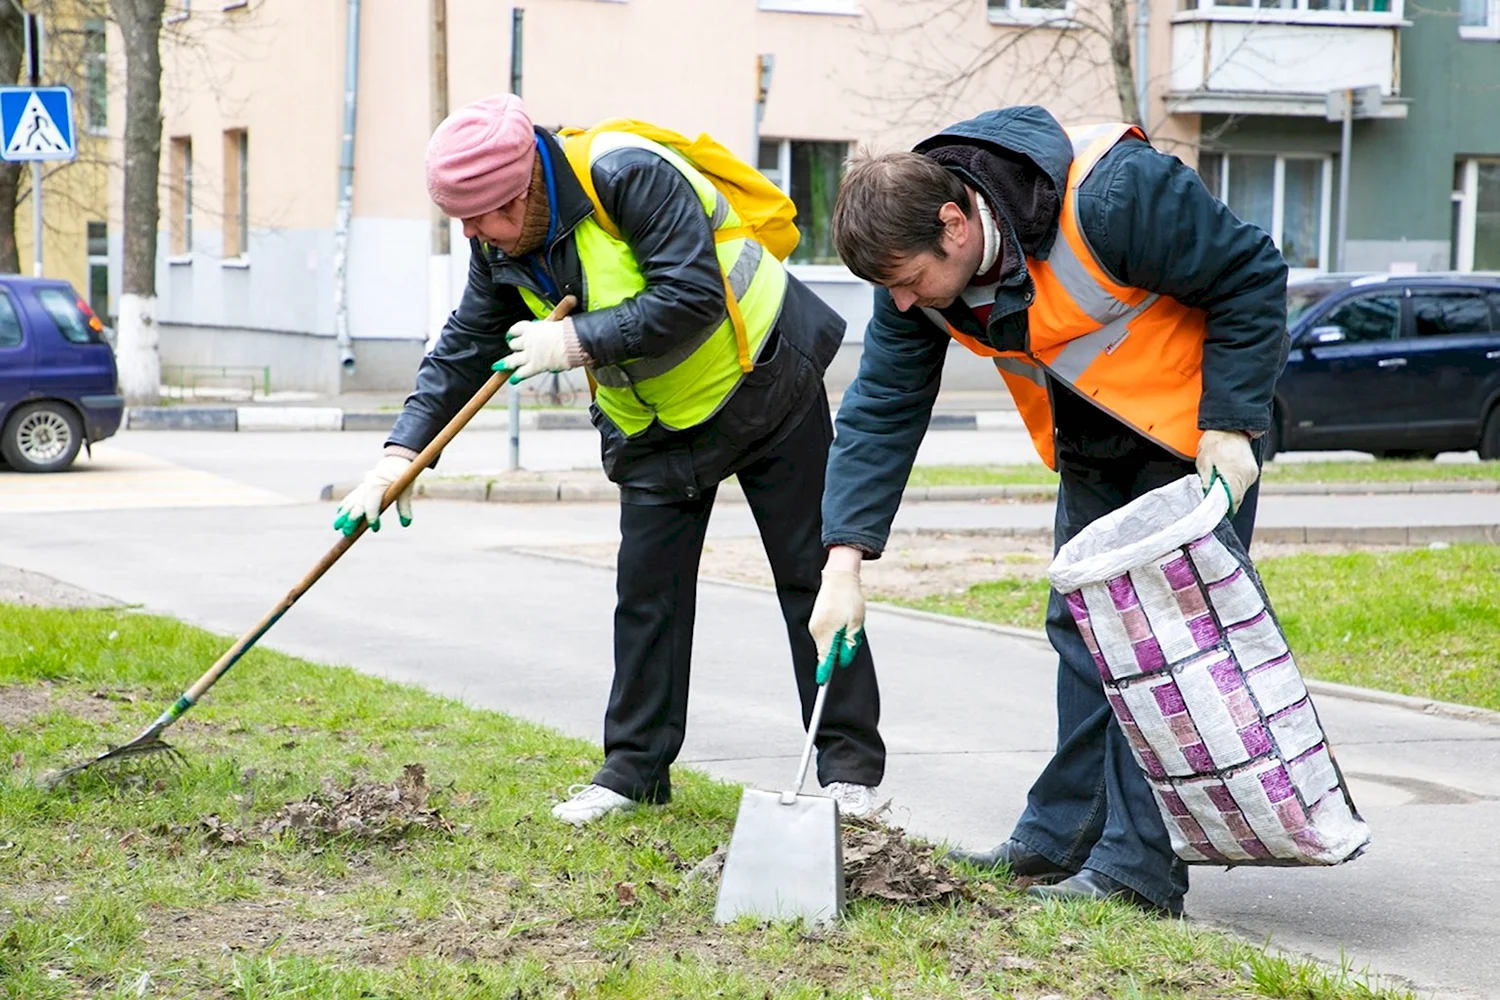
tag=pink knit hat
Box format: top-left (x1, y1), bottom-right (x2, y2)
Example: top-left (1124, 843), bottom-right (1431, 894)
top-left (425, 93), bottom-right (536, 219)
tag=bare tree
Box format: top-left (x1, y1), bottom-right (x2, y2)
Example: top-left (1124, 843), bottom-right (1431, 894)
top-left (109, 0), bottom-right (164, 405)
top-left (850, 0), bottom-right (1141, 140)
top-left (0, 5), bottom-right (22, 275)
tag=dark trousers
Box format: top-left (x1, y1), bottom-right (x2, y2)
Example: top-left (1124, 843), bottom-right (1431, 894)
top-left (592, 402), bottom-right (886, 804)
top-left (1010, 436), bottom-right (1261, 911)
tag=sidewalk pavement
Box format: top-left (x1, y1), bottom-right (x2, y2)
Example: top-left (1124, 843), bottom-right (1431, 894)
top-left (3, 499), bottom-right (1495, 999)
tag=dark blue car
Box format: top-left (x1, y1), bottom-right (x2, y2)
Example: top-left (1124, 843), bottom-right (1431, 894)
top-left (0, 276), bottom-right (122, 472)
top-left (1272, 273), bottom-right (1500, 461)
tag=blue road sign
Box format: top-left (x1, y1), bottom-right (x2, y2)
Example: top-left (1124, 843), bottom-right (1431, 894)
top-left (0, 87), bottom-right (76, 162)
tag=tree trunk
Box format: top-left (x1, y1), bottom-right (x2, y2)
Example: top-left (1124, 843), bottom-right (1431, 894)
top-left (109, 0), bottom-right (165, 406)
top-left (1109, 0), bottom-right (1140, 127)
top-left (0, 5), bottom-right (24, 276)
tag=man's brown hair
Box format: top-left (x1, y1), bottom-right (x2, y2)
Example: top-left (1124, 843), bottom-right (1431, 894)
top-left (831, 148), bottom-right (972, 283)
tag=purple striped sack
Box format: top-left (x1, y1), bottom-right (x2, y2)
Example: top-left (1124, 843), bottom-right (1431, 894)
top-left (1048, 475), bottom-right (1370, 867)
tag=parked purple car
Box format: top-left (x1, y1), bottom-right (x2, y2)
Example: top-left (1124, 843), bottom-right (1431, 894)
top-left (0, 276), bottom-right (122, 472)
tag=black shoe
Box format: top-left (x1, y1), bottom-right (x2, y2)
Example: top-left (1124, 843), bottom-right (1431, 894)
top-left (1026, 868), bottom-right (1182, 917)
top-left (945, 839), bottom-right (1073, 883)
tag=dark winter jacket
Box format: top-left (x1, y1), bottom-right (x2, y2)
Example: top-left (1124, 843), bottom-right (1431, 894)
top-left (822, 106), bottom-right (1290, 557)
top-left (388, 129), bottom-right (845, 504)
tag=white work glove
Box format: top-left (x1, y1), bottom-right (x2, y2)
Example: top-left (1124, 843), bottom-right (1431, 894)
top-left (1195, 430), bottom-right (1258, 515)
top-left (494, 317), bottom-right (581, 383)
top-left (808, 567), bottom-right (866, 684)
top-left (333, 454), bottom-right (414, 536)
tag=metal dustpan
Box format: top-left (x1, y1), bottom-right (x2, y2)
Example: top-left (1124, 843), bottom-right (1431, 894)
top-left (714, 678), bottom-right (845, 925)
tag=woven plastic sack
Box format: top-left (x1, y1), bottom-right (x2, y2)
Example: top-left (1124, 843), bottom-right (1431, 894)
top-left (1049, 475), bottom-right (1370, 867)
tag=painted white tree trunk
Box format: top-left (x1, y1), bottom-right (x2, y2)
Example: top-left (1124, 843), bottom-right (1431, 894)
top-left (115, 292), bottom-right (160, 406)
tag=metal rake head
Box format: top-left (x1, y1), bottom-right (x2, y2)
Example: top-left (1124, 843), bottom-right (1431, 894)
top-left (43, 735), bottom-right (185, 790)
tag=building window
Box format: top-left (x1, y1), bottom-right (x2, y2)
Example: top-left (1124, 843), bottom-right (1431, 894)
top-left (759, 0), bottom-right (860, 12)
top-left (1453, 159), bottom-right (1500, 272)
top-left (223, 129), bottom-right (248, 258)
top-left (1199, 152), bottom-right (1331, 270)
top-left (989, 0), bottom-right (1073, 22)
top-left (1178, 0), bottom-right (1401, 16)
top-left (1459, 0), bottom-right (1500, 38)
top-left (758, 138), bottom-right (849, 266)
top-left (165, 0), bottom-right (190, 23)
top-left (87, 221), bottom-right (108, 321)
top-left (170, 136), bottom-right (192, 256)
top-left (84, 20), bottom-right (106, 134)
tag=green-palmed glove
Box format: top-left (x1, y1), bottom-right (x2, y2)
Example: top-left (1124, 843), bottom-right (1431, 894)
top-left (332, 454), bottom-right (413, 536)
top-left (810, 568), bottom-right (865, 684)
top-left (1195, 429), bottom-right (1257, 517)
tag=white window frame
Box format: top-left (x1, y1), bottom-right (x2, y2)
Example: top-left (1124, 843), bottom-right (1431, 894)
top-left (1452, 158), bottom-right (1500, 271)
top-left (1174, 0), bottom-right (1404, 25)
top-left (83, 20), bottom-right (107, 135)
top-left (1202, 152), bottom-right (1333, 273)
top-left (86, 221), bottom-right (108, 322)
top-left (988, 0), bottom-right (1077, 26)
top-left (1459, 0), bottom-right (1500, 39)
top-left (759, 0), bottom-right (861, 15)
top-left (165, 0), bottom-right (190, 24)
top-left (760, 137), bottom-right (860, 277)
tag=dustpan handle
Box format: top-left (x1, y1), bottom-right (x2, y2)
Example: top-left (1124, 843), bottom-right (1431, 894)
top-left (783, 679), bottom-right (830, 804)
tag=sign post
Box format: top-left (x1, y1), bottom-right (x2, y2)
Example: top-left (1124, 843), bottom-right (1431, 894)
top-left (0, 13), bottom-right (78, 278)
top-left (1325, 85), bottom-right (1383, 272)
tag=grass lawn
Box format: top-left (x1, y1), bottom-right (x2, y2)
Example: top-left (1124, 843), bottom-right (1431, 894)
top-left (902, 546), bottom-right (1500, 713)
top-left (0, 605), bottom-right (1408, 999)
top-left (903, 461), bottom-right (1500, 489)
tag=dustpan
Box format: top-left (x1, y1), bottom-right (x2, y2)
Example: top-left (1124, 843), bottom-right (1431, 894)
top-left (714, 677), bottom-right (845, 924)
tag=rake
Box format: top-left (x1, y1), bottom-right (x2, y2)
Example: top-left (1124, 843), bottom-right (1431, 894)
top-left (46, 296), bottom-right (577, 787)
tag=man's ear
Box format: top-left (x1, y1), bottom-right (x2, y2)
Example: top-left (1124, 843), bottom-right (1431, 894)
top-left (938, 201), bottom-right (969, 246)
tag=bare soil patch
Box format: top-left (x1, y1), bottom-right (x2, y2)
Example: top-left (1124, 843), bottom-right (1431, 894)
top-left (0, 683), bottom-right (120, 728)
top-left (531, 530), bottom-right (1410, 603)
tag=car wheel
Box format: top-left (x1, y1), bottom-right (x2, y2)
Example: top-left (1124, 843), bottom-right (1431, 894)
top-left (1481, 406), bottom-right (1500, 461)
top-left (1, 401), bottom-right (84, 473)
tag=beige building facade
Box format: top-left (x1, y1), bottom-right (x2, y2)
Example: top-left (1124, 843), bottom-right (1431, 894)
top-left (140, 0), bottom-right (1202, 394)
top-left (128, 0), bottom-right (1446, 393)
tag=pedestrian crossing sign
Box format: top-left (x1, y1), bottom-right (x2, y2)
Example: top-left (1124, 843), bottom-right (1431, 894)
top-left (0, 87), bottom-right (76, 162)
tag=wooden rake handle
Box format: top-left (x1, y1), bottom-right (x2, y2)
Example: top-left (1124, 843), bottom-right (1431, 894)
top-left (168, 296), bottom-right (579, 715)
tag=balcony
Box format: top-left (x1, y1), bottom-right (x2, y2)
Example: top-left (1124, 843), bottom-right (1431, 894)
top-left (1169, 0), bottom-right (1410, 119)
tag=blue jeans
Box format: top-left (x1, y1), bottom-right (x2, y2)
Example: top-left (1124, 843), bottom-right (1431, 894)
top-left (1010, 437), bottom-right (1261, 911)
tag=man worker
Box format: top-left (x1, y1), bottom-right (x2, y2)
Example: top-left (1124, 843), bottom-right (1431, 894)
top-left (806, 105), bottom-right (1288, 916)
top-left (333, 95), bottom-right (885, 826)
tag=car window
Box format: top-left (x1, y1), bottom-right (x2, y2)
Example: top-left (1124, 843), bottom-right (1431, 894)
top-left (1287, 285), bottom-right (1335, 328)
top-left (1410, 289), bottom-right (1493, 338)
top-left (1319, 294), bottom-right (1402, 343)
top-left (0, 293), bottom-right (19, 348)
top-left (35, 287), bottom-right (97, 344)
top-left (1489, 291), bottom-right (1500, 330)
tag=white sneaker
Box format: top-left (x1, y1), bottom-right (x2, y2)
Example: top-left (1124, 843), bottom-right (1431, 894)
top-left (550, 783), bottom-right (637, 826)
top-left (825, 781), bottom-right (878, 819)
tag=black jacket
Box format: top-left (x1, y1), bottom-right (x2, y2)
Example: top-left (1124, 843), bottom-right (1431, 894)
top-left (823, 106), bottom-right (1290, 556)
top-left (388, 128), bottom-right (845, 503)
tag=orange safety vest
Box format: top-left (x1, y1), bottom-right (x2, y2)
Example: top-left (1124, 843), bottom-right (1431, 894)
top-left (927, 122), bottom-right (1209, 470)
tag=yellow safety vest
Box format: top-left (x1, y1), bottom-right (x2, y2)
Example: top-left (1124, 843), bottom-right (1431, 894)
top-left (518, 132), bottom-right (789, 437)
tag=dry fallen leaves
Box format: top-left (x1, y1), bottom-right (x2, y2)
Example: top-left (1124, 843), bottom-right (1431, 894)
top-left (841, 816), bottom-right (969, 905)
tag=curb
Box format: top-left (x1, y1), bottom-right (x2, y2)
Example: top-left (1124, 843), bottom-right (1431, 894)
top-left (318, 477), bottom-right (1500, 546)
top-left (126, 406), bottom-right (1022, 433)
top-left (126, 407), bottom-right (597, 433)
top-left (317, 477), bottom-right (1065, 507)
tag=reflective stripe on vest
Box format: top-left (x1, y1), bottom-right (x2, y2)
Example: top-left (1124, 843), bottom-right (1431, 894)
top-left (518, 132), bottom-right (787, 437)
top-left (940, 123), bottom-right (1210, 469)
